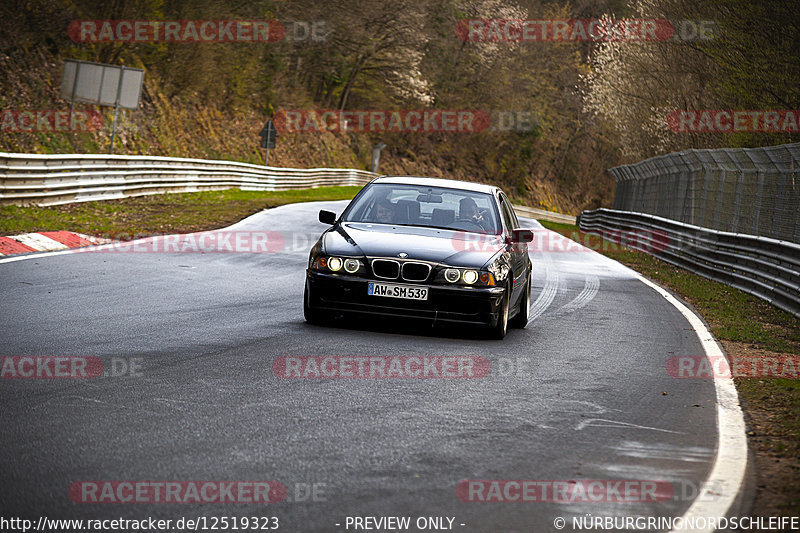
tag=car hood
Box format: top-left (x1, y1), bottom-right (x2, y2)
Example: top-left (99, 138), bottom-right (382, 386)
top-left (321, 222), bottom-right (504, 267)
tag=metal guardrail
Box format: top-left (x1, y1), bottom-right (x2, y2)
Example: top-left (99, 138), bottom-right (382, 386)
top-left (578, 208), bottom-right (800, 318)
top-left (513, 205), bottom-right (576, 225)
top-left (0, 152), bottom-right (574, 224)
top-left (0, 152), bottom-right (377, 206)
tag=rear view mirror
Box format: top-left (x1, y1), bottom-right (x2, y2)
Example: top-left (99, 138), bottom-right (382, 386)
top-left (510, 229), bottom-right (534, 243)
top-left (319, 210), bottom-right (337, 225)
top-left (416, 194), bottom-right (443, 203)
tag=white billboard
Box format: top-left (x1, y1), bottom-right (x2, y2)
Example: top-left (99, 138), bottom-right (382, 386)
top-left (60, 60), bottom-right (144, 110)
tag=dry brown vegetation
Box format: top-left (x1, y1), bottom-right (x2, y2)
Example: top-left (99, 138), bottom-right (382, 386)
top-left (1, 0), bottom-right (798, 214)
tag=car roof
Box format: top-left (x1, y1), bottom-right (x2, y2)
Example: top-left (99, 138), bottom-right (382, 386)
top-left (372, 175), bottom-right (500, 195)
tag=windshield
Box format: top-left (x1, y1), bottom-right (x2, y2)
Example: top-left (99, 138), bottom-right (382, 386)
top-left (342, 183), bottom-right (501, 234)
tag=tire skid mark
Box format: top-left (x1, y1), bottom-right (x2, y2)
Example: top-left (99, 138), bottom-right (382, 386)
top-left (527, 253), bottom-right (559, 324)
top-left (576, 418), bottom-right (684, 434)
top-left (557, 274), bottom-right (600, 315)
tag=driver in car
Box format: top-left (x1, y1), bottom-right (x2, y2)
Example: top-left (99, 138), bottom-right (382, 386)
top-left (374, 199), bottom-right (395, 224)
top-left (459, 197), bottom-right (488, 230)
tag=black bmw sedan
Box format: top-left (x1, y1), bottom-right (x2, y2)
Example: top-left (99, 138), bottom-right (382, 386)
top-left (304, 176), bottom-right (534, 339)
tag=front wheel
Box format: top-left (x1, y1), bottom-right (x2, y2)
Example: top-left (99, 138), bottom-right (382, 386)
top-left (488, 289), bottom-right (509, 340)
top-left (510, 273), bottom-right (531, 329)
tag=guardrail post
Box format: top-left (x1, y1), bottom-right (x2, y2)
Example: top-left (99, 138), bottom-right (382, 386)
top-left (109, 66), bottom-right (125, 155)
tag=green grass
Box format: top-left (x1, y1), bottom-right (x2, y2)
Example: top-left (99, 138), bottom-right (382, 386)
top-left (0, 186), bottom-right (362, 238)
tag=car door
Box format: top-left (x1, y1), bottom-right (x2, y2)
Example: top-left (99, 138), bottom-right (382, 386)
top-left (498, 193), bottom-right (530, 306)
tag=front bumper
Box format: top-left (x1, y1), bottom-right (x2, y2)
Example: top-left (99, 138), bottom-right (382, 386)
top-left (306, 270), bottom-right (507, 327)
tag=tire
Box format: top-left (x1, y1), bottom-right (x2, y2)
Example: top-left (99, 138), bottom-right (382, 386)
top-left (488, 288), bottom-right (509, 340)
top-left (510, 273), bottom-right (531, 329)
top-left (303, 282), bottom-right (328, 325)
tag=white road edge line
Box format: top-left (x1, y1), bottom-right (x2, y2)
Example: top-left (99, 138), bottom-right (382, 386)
top-left (0, 248), bottom-right (77, 264)
top-left (636, 275), bottom-right (748, 533)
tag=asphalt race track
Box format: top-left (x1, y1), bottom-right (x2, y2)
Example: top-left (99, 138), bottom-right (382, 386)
top-left (0, 200), bottom-right (722, 532)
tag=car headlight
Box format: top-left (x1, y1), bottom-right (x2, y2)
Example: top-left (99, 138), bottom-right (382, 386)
top-left (344, 258), bottom-right (360, 273)
top-left (311, 255), bottom-right (364, 275)
top-left (444, 268), bottom-right (460, 283)
top-left (462, 270), bottom-right (478, 284)
top-left (328, 257), bottom-right (343, 271)
top-left (437, 267), bottom-right (495, 286)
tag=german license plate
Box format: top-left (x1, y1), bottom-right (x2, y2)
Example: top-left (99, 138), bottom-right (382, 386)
top-left (368, 282), bottom-right (428, 300)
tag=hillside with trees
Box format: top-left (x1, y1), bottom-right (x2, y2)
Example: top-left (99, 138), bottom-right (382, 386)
top-left (1, 0), bottom-right (797, 214)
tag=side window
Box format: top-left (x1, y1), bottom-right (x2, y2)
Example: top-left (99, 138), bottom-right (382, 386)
top-left (508, 200), bottom-right (520, 228)
top-left (498, 195), bottom-right (516, 232)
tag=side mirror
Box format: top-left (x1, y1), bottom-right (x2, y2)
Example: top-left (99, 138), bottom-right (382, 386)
top-left (319, 210), bottom-right (337, 225)
top-left (509, 229), bottom-right (534, 243)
